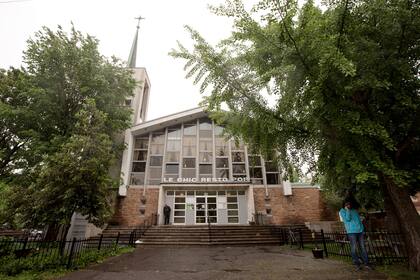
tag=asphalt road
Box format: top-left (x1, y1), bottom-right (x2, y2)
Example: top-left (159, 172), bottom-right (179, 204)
top-left (60, 246), bottom-right (388, 280)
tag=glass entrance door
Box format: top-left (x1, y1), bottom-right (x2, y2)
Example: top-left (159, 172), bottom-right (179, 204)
top-left (195, 194), bottom-right (218, 224)
top-left (173, 191), bottom-right (186, 224)
top-left (195, 196), bottom-right (206, 224)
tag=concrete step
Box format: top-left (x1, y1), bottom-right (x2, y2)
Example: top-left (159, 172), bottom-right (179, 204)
top-left (93, 224), bottom-right (316, 246)
top-left (137, 240), bottom-right (281, 246)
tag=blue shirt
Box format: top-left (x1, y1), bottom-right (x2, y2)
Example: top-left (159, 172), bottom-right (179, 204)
top-left (339, 208), bottom-right (364, 234)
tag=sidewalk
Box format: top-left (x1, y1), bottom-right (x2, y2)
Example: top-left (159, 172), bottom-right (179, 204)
top-left (60, 246), bottom-right (387, 280)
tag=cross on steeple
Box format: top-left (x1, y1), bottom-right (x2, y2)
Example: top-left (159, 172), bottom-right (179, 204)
top-left (127, 16), bottom-right (145, 68)
top-left (135, 16), bottom-right (145, 29)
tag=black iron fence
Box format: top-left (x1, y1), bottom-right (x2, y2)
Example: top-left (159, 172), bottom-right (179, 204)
top-left (320, 230), bottom-right (407, 265)
top-left (0, 232), bottom-right (130, 271)
top-left (274, 228), bottom-right (408, 265)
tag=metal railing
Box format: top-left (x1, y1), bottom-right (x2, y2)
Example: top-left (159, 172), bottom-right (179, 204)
top-left (320, 230), bottom-right (408, 264)
top-left (271, 228), bottom-right (408, 264)
top-left (128, 213), bottom-right (159, 245)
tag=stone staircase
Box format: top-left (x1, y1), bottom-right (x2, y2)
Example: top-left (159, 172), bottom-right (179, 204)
top-left (138, 225), bottom-right (281, 246)
top-left (92, 224), bottom-right (322, 246)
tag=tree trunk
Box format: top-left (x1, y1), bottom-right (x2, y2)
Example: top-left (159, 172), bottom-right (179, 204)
top-left (383, 186), bottom-right (402, 232)
top-left (383, 175), bottom-right (420, 271)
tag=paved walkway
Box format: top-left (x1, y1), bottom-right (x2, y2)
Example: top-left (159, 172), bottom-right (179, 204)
top-left (60, 246), bottom-right (387, 280)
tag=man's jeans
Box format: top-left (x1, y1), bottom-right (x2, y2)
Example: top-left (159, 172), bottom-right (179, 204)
top-left (348, 232), bottom-right (369, 266)
top-left (164, 214), bottom-right (170, 225)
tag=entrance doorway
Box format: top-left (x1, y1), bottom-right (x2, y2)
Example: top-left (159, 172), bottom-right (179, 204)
top-left (164, 189), bottom-right (245, 225)
top-left (195, 195), bottom-right (217, 224)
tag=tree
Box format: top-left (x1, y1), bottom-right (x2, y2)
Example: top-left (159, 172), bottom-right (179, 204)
top-left (0, 25), bottom-right (136, 228)
top-left (171, 0), bottom-right (420, 270)
top-left (9, 100), bottom-right (116, 227)
top-left (0, 68), bottom-right (40, 179)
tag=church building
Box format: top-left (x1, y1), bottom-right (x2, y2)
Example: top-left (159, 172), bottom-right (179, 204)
top-left (110, 22), bottom-right (336, 227)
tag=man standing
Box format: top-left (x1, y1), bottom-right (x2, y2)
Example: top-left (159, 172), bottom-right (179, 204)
top-left (163, 204), bottom-right (171, 225)
top-left (339, 201), bottom-right (372, 271)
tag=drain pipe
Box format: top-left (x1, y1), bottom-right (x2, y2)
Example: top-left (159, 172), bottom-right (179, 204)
top-left (261, 158), bottom-right (269, 197)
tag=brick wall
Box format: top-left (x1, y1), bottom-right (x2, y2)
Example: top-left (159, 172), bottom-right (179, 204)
top-left (253, 187), bottom-right (337, 225)
top-left (111, 188), bottom-right (159, 226)
top-left (111, 186), bottom-right (336, 227)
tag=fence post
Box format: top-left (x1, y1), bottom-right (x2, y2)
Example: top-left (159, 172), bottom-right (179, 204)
top-left (67, 238), bottom-right (76, 269)
top-left (116, 232), bottom-right (120, 245)
top-left (59, 235), bottom-right (66, 256)
top-left (299, 229), bottom-right (304, 249)
top-left (98, 234), bottom-right (103, 251)
top-left (282, 228), bottom-right (286, 245)
top-left (321, 230), bottom-right (328, 258)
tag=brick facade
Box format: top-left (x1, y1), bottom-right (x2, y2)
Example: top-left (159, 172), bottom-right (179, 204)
top-left (112, 185), bottom-right (337, 226)
top-left (253, 187), bottom-right (337, 224)
top-left (112, 187), bottom-right (159, 226)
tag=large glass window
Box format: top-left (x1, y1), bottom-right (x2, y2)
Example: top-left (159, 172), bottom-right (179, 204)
top-left (149, 132), bottom-right (164, 154)
top-left (183, 158), bottom-right (196, 168)
top-left (134, 138), bottom-right (148, 149)
top-left (183, 136), bottom-right (196, 157)
top-left (231, 140), bottom-right (245, 179)
top-left (128, 119), bottom-right (283, 186)
top-left (232, 152), bottom-right (245, 163)
top-left (199, 119), bottom-right (213, 178)
top-left (199, 164), bottom-right (212, 174)
top-left (148, 132), bottom-right (164, 184)
top-left (216, 158), bottom-right (228, 168)
top-left (249, 155), bottom-right (263, 184)
top-left (215, 125), bottom-right (229, 179)
top-left (215, 138), bottom-right (228, 157)
top-left (132, 162), bottom-right (146, 172)
top-left (199, 119), bottom-right (212, 138)
top-left (166, 164), bottom-right (179, 174)
top-left (165, 126), bottom-right (181, 179)
top-left (149, 156), bottom-right (163, 166)
top-left (265, 160), bottom-right (280, 184)
top-left (131, 136), bottom-right (148, 185)
top-left (183, 123), bottom-right (197, 136)
top-left (182, 123), bottom-right (197, 179)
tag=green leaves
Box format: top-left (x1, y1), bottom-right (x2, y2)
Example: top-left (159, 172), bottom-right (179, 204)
top-left (1, 25), bottom-right (136, 227)
top-left (171, 0), bottom-right (420, 204)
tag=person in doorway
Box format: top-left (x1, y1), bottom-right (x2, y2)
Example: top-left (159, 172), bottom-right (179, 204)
top-left (339, 200), bottom-right (372, 271)
top-left (163, 204), bottom-right (171, 225)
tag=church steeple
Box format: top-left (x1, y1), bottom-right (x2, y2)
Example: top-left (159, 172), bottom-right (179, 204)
top-left (127, 16), bottom-right (145, 68)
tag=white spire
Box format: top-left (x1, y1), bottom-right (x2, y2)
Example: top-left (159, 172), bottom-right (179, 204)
top-left (127, 16), bottom-right (145, 68)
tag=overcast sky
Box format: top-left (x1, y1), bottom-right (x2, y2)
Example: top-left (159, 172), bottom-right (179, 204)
top-left (0, 0), bottom-right (241, 120)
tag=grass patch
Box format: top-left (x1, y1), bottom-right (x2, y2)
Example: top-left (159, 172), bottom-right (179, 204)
top-left (0, 245), bottom-right (134, 280)
top-left (376, 264), bottom-right (420, 280)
